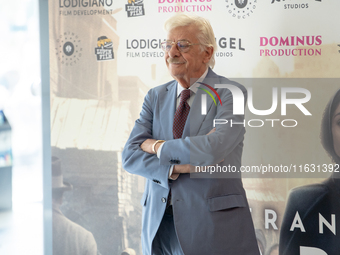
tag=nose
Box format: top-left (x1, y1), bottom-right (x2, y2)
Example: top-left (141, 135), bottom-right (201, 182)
top-left (168, 42), bottom-right (181, 58)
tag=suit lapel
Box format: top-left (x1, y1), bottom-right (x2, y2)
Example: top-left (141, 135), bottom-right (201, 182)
top-left (159, 81), bottom-right (177, 140)
top-left (182, 69), bottom-right (218, 137)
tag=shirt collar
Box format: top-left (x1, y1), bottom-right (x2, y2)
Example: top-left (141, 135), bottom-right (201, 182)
top-left (176, 68), bottom-right (209, 98)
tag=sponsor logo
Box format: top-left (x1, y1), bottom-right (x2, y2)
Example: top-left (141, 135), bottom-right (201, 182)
top-left (125, 37), bottom-right (245, 58)
top-left (158, 0), bottom-right (212, 13)
top-left (125, 0), bottom-right (145, 17)
top-left (55, 32), bottom-right (82, 66)
top-left (59, 0), bottom-right (114, 8)
top-left (215, 37), bottom-right (245, 58)
top-left (225, 0), bottom-right (257, 19)
top-left (95, 36), bottom-right (114, 61)
top-left (58, 0), bottom-right (116, 16)
top-left (271, 0), bottom-right (321, 10)
top-left (259, 35), bottom-right (322, 57)
top-left (126, 38), bottom-right (165, 58)
top-left (59, 0), bottom-right (113, 8)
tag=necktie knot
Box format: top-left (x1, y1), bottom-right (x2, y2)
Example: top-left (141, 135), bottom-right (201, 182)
top-left (180, 89), bottom-right (191, 103)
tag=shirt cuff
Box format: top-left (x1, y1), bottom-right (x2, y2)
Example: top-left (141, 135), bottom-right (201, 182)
top-left (168, 165), bottom-right (179, 180)
top-left (168, 165), bottom-right (174, 178)
top-left (156, 141), bottom-right (165, 158)
top-left (158, 142), bottom-right (179, 180)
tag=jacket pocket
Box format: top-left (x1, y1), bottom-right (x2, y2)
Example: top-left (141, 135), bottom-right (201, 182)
top-left (140, 192), bottom-right (148, 206)
top-left (208, 194), bottom-right (247, 212)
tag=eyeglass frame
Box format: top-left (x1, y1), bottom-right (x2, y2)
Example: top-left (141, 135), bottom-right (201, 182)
top-left (161, 40), bottom-right (202, 53)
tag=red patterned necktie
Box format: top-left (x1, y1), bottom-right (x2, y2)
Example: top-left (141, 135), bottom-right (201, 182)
top-left (173, 89), bottom-right (191, 139)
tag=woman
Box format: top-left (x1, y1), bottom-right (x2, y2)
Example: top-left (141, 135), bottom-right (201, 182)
top-left (279, 89), bottom-right (340, 255)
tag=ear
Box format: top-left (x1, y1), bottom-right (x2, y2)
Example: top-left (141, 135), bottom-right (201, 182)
top-left (203, 46), bottom-right (214, 64)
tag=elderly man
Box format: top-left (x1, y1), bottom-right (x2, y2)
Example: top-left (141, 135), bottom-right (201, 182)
top-left (122, 14), bottom-right (259, 255)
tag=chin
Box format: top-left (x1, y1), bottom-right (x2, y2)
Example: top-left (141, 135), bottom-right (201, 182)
top-left (170, 74), bottom-right (183, 81)
top-left (169, 69), bottom-right (184, 78)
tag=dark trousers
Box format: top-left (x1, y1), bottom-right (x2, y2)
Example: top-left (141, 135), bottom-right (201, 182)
top-left (151, 206), bottom-right (185, 255)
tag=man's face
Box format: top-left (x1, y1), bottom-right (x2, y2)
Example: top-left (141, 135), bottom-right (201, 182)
top-left (332, 103), bottom-right (340, 157)
top-left (165, 24), bottom-right (211, 88)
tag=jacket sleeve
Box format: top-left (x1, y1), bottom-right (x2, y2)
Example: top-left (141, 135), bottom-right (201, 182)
top-left (159, 81), bottom-right (247, 166)
top-left (122, 89), bottom-right (170, 190)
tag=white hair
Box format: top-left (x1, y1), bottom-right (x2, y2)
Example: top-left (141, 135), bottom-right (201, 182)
top-left (164, 14), bottom-right (217, 69)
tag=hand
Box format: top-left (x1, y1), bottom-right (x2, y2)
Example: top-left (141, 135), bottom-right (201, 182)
top-left (140, 139), bottom-right (157, 154)
top-left (193, 160), bottom-right (225, 173)
top-left (173, 164), bottom-right (192, 174)
top-left (140, 139), bottom-right (165, 154)
top-left (206, 128), bottom-right (216, 135)
top-left (173, 159), bottom-right (225, 175)
top-left (171, 164), bottom-right (205, 180)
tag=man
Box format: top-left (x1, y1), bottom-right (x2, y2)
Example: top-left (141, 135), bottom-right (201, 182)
top-left (52, 156), bottom-right (97, 255)
top-left (122, 14), bottom-right (259, 255)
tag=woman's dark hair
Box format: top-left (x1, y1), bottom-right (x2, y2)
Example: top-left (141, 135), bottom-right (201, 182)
top-left (321, 88), bottom-right (340, 164)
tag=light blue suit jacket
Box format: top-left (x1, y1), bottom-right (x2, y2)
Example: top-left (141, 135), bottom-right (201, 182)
top-left (122, 69), bottom-right (259, 255)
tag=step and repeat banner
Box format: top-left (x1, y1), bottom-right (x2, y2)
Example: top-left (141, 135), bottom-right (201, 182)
top-left (48, 0), bottom-right (340, 254)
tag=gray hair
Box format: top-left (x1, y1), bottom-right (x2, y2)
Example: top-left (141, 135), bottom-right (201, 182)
top-left (164, 14), bottom-right (217, 69)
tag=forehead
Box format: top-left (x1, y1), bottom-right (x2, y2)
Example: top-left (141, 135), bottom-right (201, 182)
top-left (167, 24), bottom-right (199, 42)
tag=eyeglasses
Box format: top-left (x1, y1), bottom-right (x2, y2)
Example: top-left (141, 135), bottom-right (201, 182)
top-left (161, 40), bottom-right (201, 53)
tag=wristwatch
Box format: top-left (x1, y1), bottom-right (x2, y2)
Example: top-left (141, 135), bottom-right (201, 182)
top-left (152, 140), bottom-right (165, 154)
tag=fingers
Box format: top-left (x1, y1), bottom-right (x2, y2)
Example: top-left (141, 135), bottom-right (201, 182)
top-left (140, 139), bottom-right (156, 154)
top-left (206, 128), bottom-right (216, 135)
top-left (173, 164), bottom-right (191, 174)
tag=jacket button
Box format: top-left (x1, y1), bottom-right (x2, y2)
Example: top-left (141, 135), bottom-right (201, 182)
top-left (169, 159), bottom-right (180, 164)
top-left (161, 197), bottom-right (166, 203)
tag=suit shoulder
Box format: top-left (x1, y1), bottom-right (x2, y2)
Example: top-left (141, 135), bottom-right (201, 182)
top-left (142, 80), bottom-right (175, 106)
top-left (286, 183), bottom-right (329, 213)
top-left (148, 80), bottom-right (176, 94)
top-left (54, 213), bottom-right (93, 237)
top-left (289, 183), bottom-right (329, 200)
